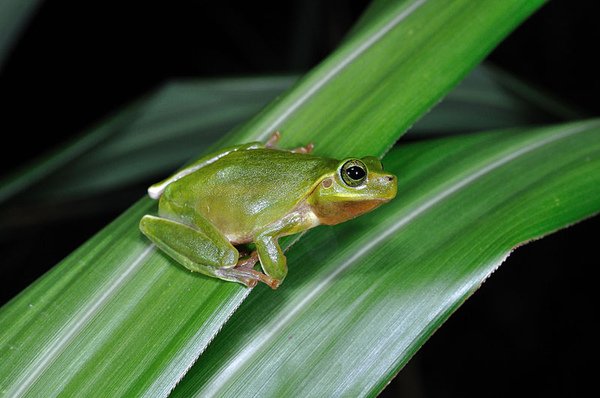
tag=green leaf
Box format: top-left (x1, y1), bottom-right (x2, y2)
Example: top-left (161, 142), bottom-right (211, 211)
top-left (231, 0), bottom-right (546, 155)
top-left (27, 77), bottom-right (297, 201)
top-left (409, 64), bottom-right (584, 135)
top-left (172, 120), bottom-right (600, 397)
top-left (0, 0), bottom-right (547, 396)
top-left (0, 102), bottom-right (145, 204)
top-left (0, 76), bottom-right (295, 205)
top-left (0, 0), bottom-right (43, 71)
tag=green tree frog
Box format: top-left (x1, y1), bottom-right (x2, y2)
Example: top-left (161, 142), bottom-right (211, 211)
top-left (139, 132), bottom-right (397, 289)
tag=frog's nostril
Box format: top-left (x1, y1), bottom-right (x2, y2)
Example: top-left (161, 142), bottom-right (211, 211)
top-left (386, 175), bottom-right (395, 182)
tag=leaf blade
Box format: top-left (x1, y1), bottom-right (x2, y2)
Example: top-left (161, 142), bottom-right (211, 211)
top-left (172, 120), bottom-right (600, 397)
top-left (0, 0), bottom-right (43, 71)
top-left (222, 0), bottom-right (547, 155)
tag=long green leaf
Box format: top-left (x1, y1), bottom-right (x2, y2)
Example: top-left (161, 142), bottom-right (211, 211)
top-left (27, 76), bottom-right (296, 200)
top-left (0, 103), bottom-right (145, 204)
top-left (0, 0), bottom-right (43, 71)
top-left (409, 64), bottom-right (582, 135)
top-left (0, 76), bottom-right (294, 205)
top-left (0, 0), bottom-right (545, 396)
top-left (234, 0), bottom-right (545, 154)
top-left (173, 120), bottom-right (600, 397)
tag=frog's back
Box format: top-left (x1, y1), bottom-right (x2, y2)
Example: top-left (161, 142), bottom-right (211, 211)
top-left (161, 148), bottom-right (338, 241)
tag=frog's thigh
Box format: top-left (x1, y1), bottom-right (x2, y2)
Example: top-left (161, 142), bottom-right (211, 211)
top-left (139, 215), bottom-right (238, 273)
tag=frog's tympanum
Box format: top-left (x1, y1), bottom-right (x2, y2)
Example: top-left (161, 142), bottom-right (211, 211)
top-left (140, 132), bottom-right (397, 289)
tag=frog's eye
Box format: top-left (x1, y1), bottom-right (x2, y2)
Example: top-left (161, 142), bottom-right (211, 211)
top-left (340, 159), bottom-right (367, 187)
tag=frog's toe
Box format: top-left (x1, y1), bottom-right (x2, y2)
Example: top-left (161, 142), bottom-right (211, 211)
top-left (290, 142), bottom-right (314, 154)
top-left (242, 278), bottom-right (258, 288)
top-left (216, 267), bottom-right (274, 289)
top-left (236, 251), bottom-right (259, 269)
top-left (265, 131), bottom-right (281, 148)
top-left (267, 278), bottom-right (282, 290)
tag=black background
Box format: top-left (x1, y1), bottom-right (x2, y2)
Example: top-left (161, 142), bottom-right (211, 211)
top-left (1, 1), bottom-right (598, 396)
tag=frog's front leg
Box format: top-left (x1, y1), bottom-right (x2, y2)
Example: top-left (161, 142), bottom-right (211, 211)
top-left (255, 234), bottom-right (287, 290)
top-left (254, 209), bottom-right (319, 289)
top-left (139, 215), bottom-right (273, 288)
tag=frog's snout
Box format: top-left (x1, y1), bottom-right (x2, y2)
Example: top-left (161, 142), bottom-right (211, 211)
top-left (380, 173), bottom-right (398, 200)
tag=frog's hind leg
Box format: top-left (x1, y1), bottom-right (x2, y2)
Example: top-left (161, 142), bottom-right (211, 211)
top-left (266, 131), bottom-right (314, 154)
top-left (225, 250), bottom-right (277, 288)
top-left (139, 215), bottom-right (270, 288)
top-left (291, 142), bottom-right (314, 154)
top-left (265, 131), bottom-right (282, 148)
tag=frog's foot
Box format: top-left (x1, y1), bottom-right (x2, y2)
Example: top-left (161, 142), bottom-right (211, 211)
top-left (236, 250), bottom-right (259, 269)
top-left (290, 142), bottom-right (314, 154)
top-left (265, 131), bottom-right (281, 148)
top-left (234, 251), bottom-right (281, 288)
top-left (216, 267), bottom-right (279, 289)
top-left (265, 131), bottom-right (314, 154)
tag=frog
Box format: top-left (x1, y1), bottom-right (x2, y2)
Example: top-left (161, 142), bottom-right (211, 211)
top-left (139, 132), bottom-right (397, 289)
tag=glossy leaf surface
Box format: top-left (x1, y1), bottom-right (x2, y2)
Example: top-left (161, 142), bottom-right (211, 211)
top-left (174, 121), bottom-right (600, 397)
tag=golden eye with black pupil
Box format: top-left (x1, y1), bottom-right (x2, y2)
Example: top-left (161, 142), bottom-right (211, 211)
top-left (340, 160), bottom-right (367, 187)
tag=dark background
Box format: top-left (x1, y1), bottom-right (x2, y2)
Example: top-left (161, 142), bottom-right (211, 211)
top-left (1, 1), bottom-right (598, 397)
